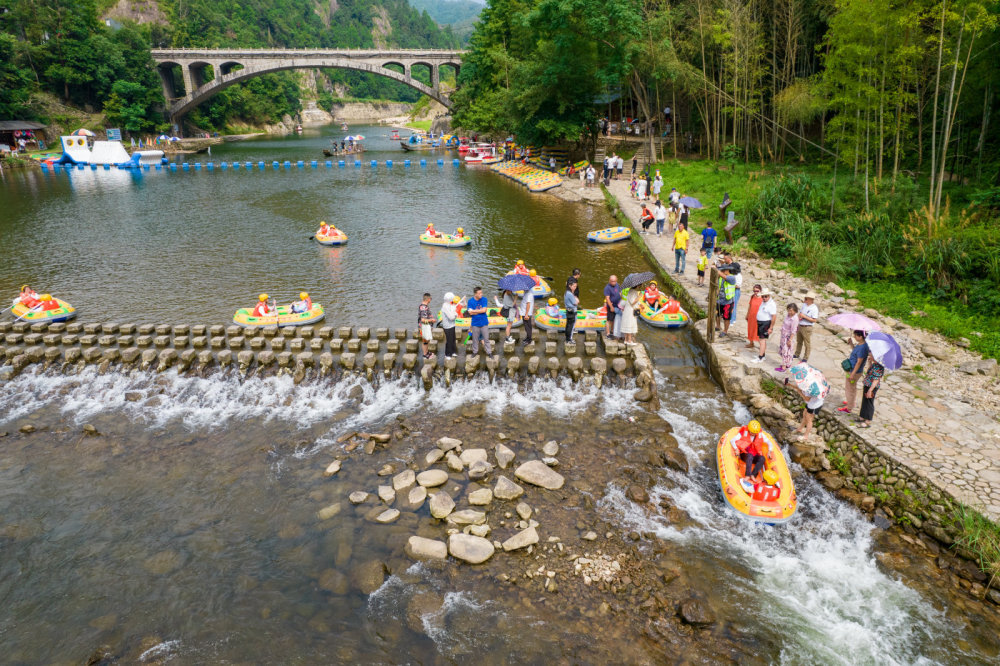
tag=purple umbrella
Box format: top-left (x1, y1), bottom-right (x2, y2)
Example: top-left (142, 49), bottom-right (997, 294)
top-left (497, 273), bottom-right (536, 292)
top-left (866, 331), bottom-right (902, 371)
top-left (828, 312), bottom-right (881, 332)
top-left (679, 196), bottom-right (703, 208)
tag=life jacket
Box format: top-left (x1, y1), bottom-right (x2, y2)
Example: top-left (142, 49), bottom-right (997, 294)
top-left (532, 275), bottom-right (540, 286)
top-left (20, 291), bottom-right (40, 308)
top-left (513, 265), bottom-right (529, 276)
top-left (645, 286), bottom-right (659, 304)
top-left (425, 226), bottom-right (437, 236)
top-left (300, 297), bottom-right (312, 310)
top-left (253, 302), bottom-right (273, 318)
top-left (737, 429), bottom-right (765, 457)
top-left (317, 226), bottom-right (329, 237)
top-left (665, 299), bottom-right (680, 314)
top-left (41, 298), bottom-right (60, 312)
top-left (752, 481), bottom-right (781, 502)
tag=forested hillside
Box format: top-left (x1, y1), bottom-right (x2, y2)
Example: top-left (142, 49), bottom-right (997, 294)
top-left (408, 0), bottom-right (483, 42)
top-left (0, 0), bottom-right (457, 131)
top-left (453, 0), bottom-right (1000, 346)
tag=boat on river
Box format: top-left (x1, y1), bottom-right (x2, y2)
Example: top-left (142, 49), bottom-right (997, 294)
top-left (315, 228), bottom-right (348, 246)
top-left (716, 426), bottom-right (797, 525)
top-left (638, 294), bottom-right (690, 328)
top-left (534, 307), bottom-right (607, 331)
top-left (465, 143), bottom-right (499, 164)
top-left (233, 303), bottom-right (326, 328)
top-left (10, 297), bottom-right (76, 323)
top-left (401, 133), bottom-right (440, 151)
top-left (420, 232), bottom-right (471, 248)
top-left (587, 226), bottom-right (632, 243)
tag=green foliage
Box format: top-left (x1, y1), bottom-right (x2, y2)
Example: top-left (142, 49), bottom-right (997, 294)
top-left (0, 33), bottom-right (34, 118)
top-left (947, 503), bottom-right (1000, 584)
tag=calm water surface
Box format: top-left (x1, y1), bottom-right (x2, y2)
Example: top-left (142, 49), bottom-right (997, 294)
top-left (0, 126), bottom-right (649, 325)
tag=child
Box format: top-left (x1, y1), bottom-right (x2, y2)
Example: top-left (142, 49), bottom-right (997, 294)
top-left (696, 248), bottom-right (708, 286)
top-left (629, 177), bottom-right (638, 199)
top-left (790, 381), bottom-right (822, 440)
top-left (545, 297), bottom-right (560, 318)
top-left (776, 303), bottom-right (798, 372)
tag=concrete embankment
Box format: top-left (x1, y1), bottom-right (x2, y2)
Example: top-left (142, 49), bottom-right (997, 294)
top-left (602, 182), bottom-right (1000, 605)
top-left (0, 321), bottom-right (655, 400)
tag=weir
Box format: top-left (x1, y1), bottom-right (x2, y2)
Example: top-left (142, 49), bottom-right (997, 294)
top-left (0, 320), bottom-right (656, 397)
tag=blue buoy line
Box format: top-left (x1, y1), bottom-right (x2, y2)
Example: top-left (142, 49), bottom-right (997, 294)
top-left (40, 156), bottom-right (466, 174)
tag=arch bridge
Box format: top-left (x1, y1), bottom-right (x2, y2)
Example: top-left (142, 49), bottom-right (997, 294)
top-left (150, 48), bottom-right (464, 126)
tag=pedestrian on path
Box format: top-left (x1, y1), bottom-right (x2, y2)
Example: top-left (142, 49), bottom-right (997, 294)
top-left (672, 222), bottom-right (689, 273)
top-left (619, 287), bottom-right (641, 345)
top-left (776, 303), bottom-right (799, 372)
top-left (564, 279), bottom-right (579, 342)
top-left (700, 221), bottom-right (717, 258)
top-left (653, 200), bottom-right (667, 235)
top-left (419, 292), bottom-right (435, 359)
top-left (751, 288), bottom-right (776, 363)
top-left (652, 171), bottom-right (663, 199)
top-left (696, 249), bottom-right (708, 286)
top-left (604, 275), bottom-right (621, 338)
top-left (616, 154), bottom-right (624, 180)
top-left (441, 292), bottom-right (459, 358)
top-left (858, 352), bottom-right (884, 427)
top-left (795, 292), bottom-right (819, 362)
top-left (745, 284), bottom-right (762, 349)
top-left (631, 155), bottom-right (638, 177)
top-left (715, 264), bottom-right (737, 336)
top-left (519, 288), bottom-right (535, 345)
top-left (467, 286), bottom-right (492, 355)
top-left (838, 331), bottom-right (869, 413)
top-left (640, 204), bottom-right (654, 233)
top-left (636, 174), bottom-right (647, 200)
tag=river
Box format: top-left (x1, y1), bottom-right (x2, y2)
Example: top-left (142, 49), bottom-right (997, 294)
top-left (0, 126), bottom-right (997, 664)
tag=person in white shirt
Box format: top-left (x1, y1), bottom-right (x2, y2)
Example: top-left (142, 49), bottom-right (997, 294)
top-left (751, 288), bottom-right (777, 362)
top-left (795, 291), bottom-right (820, 362)
top-left (519, 289), bottom-right (535, 345)
top-left (668, 187), bottom-right (680, 206)
top-left (653, 200), bottom-right (667, 235)
top-left (615, 154), bottom-right (624, 180)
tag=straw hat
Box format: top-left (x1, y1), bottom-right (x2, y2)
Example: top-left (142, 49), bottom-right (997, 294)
top-left (804, 291), bottom-right (817, 299)
top-left (760, 288), bottom-right (772, 297)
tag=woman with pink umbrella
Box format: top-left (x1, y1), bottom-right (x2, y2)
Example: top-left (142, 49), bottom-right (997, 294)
top-left (828, 312), bottom-right (880, 414)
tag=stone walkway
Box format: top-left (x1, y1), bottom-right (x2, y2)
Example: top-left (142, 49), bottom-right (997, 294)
top-left (604, 179), bottom-right (1000, 522)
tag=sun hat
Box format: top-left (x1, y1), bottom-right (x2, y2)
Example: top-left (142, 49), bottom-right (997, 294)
top-left (804, 291), bottom-right (817, 299)
top-left (444, 291), bottom-right (455, 302)
top-left (760, 288), bottom-right (772, 297)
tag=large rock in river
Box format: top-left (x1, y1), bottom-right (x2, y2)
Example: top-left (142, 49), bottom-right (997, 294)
top-left (429, 492), bottom-right (455, 519)
top-left (514, 460), bottom-right (565, 490)
top-left (493, 476), bottom-right (525, 500)
top-left (417, 469), bottom-right (449, 487)
top-left (448, 533), bottom-right (495, 564)
top-left (351, 560), bottom-right (386, 594)
top-left (406, 536), bottom-right (448, 560)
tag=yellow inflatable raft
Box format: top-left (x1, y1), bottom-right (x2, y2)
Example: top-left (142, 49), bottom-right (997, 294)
top-left (315, 230), bottom-right (348, 246)
top-left (233, 303), bottom-right (326, 328)
top-left (439, 306), bottom-right (522, 330)
top-left (504, 271), bottom-right (552, 299)
top-left (638, 295), bottom-right (690, 329)
top-left (533, 307), bottom-right (607, 331)
top-left (716, 426), bottom-right (797, 525)
top-left (587, 226), bottom-right (632, 243)
top-left (420, 233), bottom-right (472, 248)
top-left (11, 298), bottom-right (76, 323)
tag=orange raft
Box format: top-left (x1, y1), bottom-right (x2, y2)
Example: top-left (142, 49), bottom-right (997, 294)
top-left (715, 426), bottom-right (797, 525)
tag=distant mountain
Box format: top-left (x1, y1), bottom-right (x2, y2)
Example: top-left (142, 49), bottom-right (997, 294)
top-left (408, 0), bottom-right (483, 43)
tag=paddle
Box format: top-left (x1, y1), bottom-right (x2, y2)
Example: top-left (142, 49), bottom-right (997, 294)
top-left (0, 303), bottom-right (14, 316)
top-left (14, 303), bottom-right (42, 322)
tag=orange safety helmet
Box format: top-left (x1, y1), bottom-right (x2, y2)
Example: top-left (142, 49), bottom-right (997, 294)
top-left (259, 293), bottom-right (269, 301)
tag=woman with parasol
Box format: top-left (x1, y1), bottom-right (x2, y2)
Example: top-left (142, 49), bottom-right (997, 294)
top-left (857, 331), bottom-right (902, 427)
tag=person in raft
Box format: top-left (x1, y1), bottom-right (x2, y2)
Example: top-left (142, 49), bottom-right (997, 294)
top-left (454, 227), bottom-right (465, 238)
top-left (16, 284), bottom-right (40, 308)
top-left (528, 269), bottom-right (541, 287)
top-left (252, 293), bottom-right (274, 318)
top-left (752, 469), bottom-right (781, 502)
top-left (512, 259), bottom-right (530, 276)
top-left (37, 294), bottom-right (61, 312)
top-left (736, 419), bottom-right (771, 489)
top-left (545, 297), bottom-right (560, 318)
top-left (425, 223), bottom-right (440, 238)
top-left (291, 291), bottom-right (312, 313)
top-left (644, 281), bottom-right (661, 307)
top-left (316, 221), bottom-right (331, 237)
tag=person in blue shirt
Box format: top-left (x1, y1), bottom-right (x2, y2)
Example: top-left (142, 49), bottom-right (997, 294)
top-left (838, 330), bottom-right (870, 414)
top-left (466, 286), bottom-right (492, 355)
top-left (700, 221), bottom-right (718, 258)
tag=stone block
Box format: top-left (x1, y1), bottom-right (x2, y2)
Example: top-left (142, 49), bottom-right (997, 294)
top-left (84, 323), bottom-right (101, 335)
top-left (83, 347), bottom-right (102, 362)
top-left (375, 327), bottom-right (389, 340)
top-left (66, 323), bottom-right (83, 334)
top-left (299, 326), bottom-right (314, 339)
top-left (30, 323), bottom-right (47, 333)
top-left (44, 347), bottom-right (61, 362)
top-left (136, 335), bottom-right (153, 348)
top-left (387, 339), bottom-right (399, 352)
top-left (290, 339), bottom-right (304, 352)
top-left (564, 342), bottom-right (577, 355)
top-left (545, 341), bottom-right (558, 355)
top-left (49, 322), bottom-right (67, 333)
top-left (190, 325), bottom-right (206, 336)
top-left (210, 337), bottom-right (225, 349)
top-left (250, 337), bottom-right (265, 350)
top-left (79, 334), bottom-right (98, 347)
top-left (310, 338), bottom-right (325, 351)
top-left (217, 350), bottom-right (233, 366)
top-left (43, 334), bottom-right (60, 346)
top-left (172, 325), bottom-right (189, 336)
top-left (153, 324), bottom-right (170, 335)
top-left (270, 338), bottom-right (285, 351)
top-left (23, 333), bottom-right (42, 345)
top-left (64, 347), bottom-right (82, 363)
top-left (154, 335), bottom-right (171, 348)
top-left (173, 336), bottom-right (189, 348)
top-left (228, 337), bottom-right (244, 349)
top-left (395, 328), bottom-right (408, 340)
top-left (276, 352), bottom-right (292, 367)
top-left (118, 335), bottom-right (134, 347)
top-left (357, 327), bottom-right (370, 339)
top-left (297, 352), bottom-right (315, 367)
top-left (366, 339), bottom-right (381, 353)
top-left (225, 325), bottom-right (241, 338)
top-left (338, 327), bottom-right (352, 339)
top-left (97, 335), bottom-right (116, 346)
top-left (405, 340), bottom-right (418, 353)
top-left (585, 341), bottom-right (597, 356)
top-left (330, 339), bottom-right (343, 352)
top-left (61, 334), bottom-right (79, 346)
top-left (209, 325), bottom-right (225, 337)
top-left (317, 326), bottom-right (334, 339)
top-left (120, 348), bottom-right (140, 363)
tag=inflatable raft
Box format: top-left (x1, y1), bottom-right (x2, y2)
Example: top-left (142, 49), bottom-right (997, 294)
top-left (233, 303), bottom-right (326, 328)
top-left (587, 226), bottom-right (632, 243)
top-left (638, 295), bottom-right (690, 329)
top-left (11, 298), bottom-right (76, 323)
top-left (439, 306), bottom-right (522, 330)
top-left (420, 233), bottom-right (472, 248)
top-left (716, 426), bottom-right (797, 525)
top-left (534, 307), bottom-right (607, 331)
top-left (315, 230), bottom-right (348, 246)
top-left (504, 271), bottom-right (552, 299)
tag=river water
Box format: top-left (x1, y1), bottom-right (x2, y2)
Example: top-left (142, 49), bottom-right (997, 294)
top-left (1, 127), bottom-right (998, 664)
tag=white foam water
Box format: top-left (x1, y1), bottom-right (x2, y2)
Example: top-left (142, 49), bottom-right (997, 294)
top-left (601, 386), bottom-right (964, 665)
top-left (138, 639), bottom-right (181, 662)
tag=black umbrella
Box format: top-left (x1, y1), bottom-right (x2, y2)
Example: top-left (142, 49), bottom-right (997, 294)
top-left (497, 273), bottom-right (537, 292)
top-left (620, 271), bottom-right (656, 289)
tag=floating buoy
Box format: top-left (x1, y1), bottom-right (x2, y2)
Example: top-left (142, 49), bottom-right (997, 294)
top-left (370, 160), bottom-right (377, 167)
top-left (142, 164), bottom-right (150, 170)
top-left (386, 159), bottom-right (393, 167)
top-left (310, 160), bottom-right (317, 167)
top-left (437, 158), bottom-right (444, 165)
top-left (453, 159), bottom-right (460, 166)
top-left (324, 160), bottom-right (332, 167)
top-left (296, 160), bottom-right (304, 167)
top-left (404, 159), bottom-right (411, 167)
top-left (283, 161), bottom-right (291, 168)
top-left (258, 161), bottom-right (265, 169)
top-left (182, 163), bottom-right (190, 170)
top-left (420, 159), bottom-right (427, 167)
top-left (103, 164), bottom-right (110, 170)
top-left (170, 163), bottom-right (177, 170)
top-left (338, 160), bottom-right (345, 167)
top-left (354, 160), bottom-right (361, 167)
top-left (155, 164), bottom-right (162, 170)
top-left (223, 162), bottom-right (230, 169)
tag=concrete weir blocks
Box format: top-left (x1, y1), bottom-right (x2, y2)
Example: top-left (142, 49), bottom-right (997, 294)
top-left (0, 320), bottom-right (644, 391)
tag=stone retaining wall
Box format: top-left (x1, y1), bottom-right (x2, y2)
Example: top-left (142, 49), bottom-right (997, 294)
top-left (0, 320), bottom-right (647, 391)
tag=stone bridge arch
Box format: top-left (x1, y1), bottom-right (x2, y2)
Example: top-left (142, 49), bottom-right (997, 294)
top-left (151, 49), bottom-right (465, 126)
